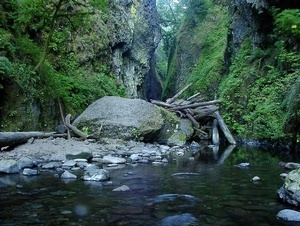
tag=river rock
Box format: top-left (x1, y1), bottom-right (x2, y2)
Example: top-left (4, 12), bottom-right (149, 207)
top-left (112, 185), bottom-right (130, 192)
top-left (156, 117), bottom-right (193, 146)
top-left (277, 209), bottom-right (300, 222)
top-left (62, 160), bottom-right (77, 168)
top-left (82, 169), bottom-right (109, 181)
top-left (61, 170), bottom-right (77, 179)
top-left (285, 162), bottom-right (300, 170)
top-left (17, 156), bottom-right (34, 169)
top-left (23, 168), bottom-right (40, 176)
top-left (42, 162), bottom-right (62, 169)
top-left (102, 155), bottom-right (126, 164)
top-left (278, 168), bottom-right (300, 206)
top-left (72, 96), bottom-right (164, 141)
top-left (0, 159), bottom-right (19, 174)
top-left (156, 213), bottom-right (199, 226)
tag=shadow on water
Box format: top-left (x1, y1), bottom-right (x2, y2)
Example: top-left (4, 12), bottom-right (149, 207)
top-left (0, 144), bottom-right (297, 225)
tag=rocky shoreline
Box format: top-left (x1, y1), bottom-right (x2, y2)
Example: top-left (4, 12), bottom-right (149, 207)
top-left (0, 136), bottom-right (197, 182)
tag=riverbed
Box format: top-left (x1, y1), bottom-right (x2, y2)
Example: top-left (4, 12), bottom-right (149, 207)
top-left (0, 145), bottom-right (294, 225)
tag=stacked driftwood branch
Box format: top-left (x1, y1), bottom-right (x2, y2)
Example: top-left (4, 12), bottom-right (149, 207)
top-left (150, 83), bottom-right (236, 145)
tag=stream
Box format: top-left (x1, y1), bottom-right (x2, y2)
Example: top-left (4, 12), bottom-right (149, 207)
top-left (0, 145), bottom-right (295, 225)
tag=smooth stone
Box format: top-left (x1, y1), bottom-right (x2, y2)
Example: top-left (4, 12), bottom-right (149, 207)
top-left (62, 160), bottom-right (77, 167)
top-left (42, 162), bottom-right (62, 169)
top-left (17, 156), bottom-right (34, 169)
top-left (277, 209), bottom-right (300, 222)
top-left (0, 159), bottom-right (19, 173)
top-left (23, 168), bottom-right (40, 176)
top-left (102, 155), bottom-right (126, 164)
top-left (112, 185), bottom-right (130, 192)
top-left (82, 169), bottom-right (109, 181)
top-left (61, 170), bottom-right (77, 179)
top-left (251, 176), bottom-right (260, 182)
top-left (157, 213), bottom-right (199, 226)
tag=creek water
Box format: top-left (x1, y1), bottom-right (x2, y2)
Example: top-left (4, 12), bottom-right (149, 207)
top-left (0, 145), bottom-right (296, 226)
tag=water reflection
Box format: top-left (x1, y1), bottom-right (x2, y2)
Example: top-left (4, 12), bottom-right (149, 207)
top-left (0, 145), bottom-right (293, 225)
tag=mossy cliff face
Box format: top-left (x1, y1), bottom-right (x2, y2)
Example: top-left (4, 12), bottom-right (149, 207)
top-left (163, 0), bottom-right (300, 144)
top-left (0, 0), bottom-right (161, 131)
top-left (109, 0), bottom-right (161, 98)
top-left (163, 0), bottom-right (228, 100)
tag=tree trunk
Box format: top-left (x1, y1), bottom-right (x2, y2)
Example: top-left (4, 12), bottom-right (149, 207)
top-left (0, 132), bottom-right (61, 149)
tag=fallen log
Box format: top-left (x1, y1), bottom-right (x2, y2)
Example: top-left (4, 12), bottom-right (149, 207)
top-left (184, 110), bottom-right (200, 128)
top-left (193, 106), bottom-right (219, 120)
top-left (65, 114), bottom-right (87, 139)
top-left (150, 100), bottom-right (176, 108)
top-left (170, 100), bottom-right (221, 111)
top-left (0, 132), bottom-right (63, 149)
top-left (214, 111), bottom-right (236, 145)
top-left (166, 83), bottom-right (193, 104)
top-left (212, 119), bottom-right (219, 145)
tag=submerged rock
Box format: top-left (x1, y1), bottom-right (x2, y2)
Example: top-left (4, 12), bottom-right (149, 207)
top-left (23, 168), bottom-right (40, 176)
top-left (61, 170), bottom-right (77, 179)
top-left (82, 169), bottom-right (110, 181)
top-left (112, 185), bottom-right (130, 192)
top-left (156, 213), bottom-right (199, 226)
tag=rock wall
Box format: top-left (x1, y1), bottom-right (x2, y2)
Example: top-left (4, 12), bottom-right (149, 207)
top-left (108, 0), bottom-right (161, 98)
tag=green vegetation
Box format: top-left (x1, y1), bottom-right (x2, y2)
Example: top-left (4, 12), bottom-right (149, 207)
top-left (161, 0), bottom-right (228, 99)
top-left (220, 9), bottom-right (300, 143)
top-left (161, 1), bottom-right (300, 147)
top-left (0, 0), bottom-right (125, 131)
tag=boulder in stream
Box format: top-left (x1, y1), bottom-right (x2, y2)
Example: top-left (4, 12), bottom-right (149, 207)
top-left (73, 96), bottom-right (164, 141)
top-left (278, 168), bottom-right (300, 206)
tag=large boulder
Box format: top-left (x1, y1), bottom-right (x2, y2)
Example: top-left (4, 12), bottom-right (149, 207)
top-left (156, 108), bottom-right (194, 146)
top-left (73, 96), bottom-right (164, 141)
top-left (278, 168), bottom-right (300, 206)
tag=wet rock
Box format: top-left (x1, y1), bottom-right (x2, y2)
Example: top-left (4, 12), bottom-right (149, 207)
top-left (23, 168), bottom-right (40, 176)
top-left (251, 176), bottom-right (260, 182)
top-left (82, 169), bottom-right (109, 181)
top-left (277, 209), bottom-right (300, 222)
top-left (129, 153), bottom-right (141, 161)
top-left (190, 141), bottom-right (201, 152)
top-left (84, 164), bottom-right (99, 171)
top-left (0, 159), bottom-right (19, 174)
top-left (285, 162), bottom-right (300, 170)
top-left (236, 162), bottom-right (250, 168)
top-left (42, 162), bottom-right (62, 169)
top-left (112, 185), bottom-right (130, 192)
top-left (66, 152), bottom-right (93, 161)
top-left (103, 155), bottom-right (126, 164)
top-left (62, 160), bottom-right (77, 168)
top-left (61, 170), bottom-right (77, 179)
top-left (156, 213), bottom-right (199, 226)
top-left (17, 156), bottom-right (34, 169)
top-left (278, 168), bottom-right (300, 206)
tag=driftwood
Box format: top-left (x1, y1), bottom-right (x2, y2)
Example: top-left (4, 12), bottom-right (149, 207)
top-left (214, 111), bottom-right (236, 145)
top-left (166, 83), bottom-right (193, 104)
top-left (0, 132), bottom-right (65, 149)
top-left (212, 119), bottom-right (219, 145)
top-left (151, 83), bottom-right (236, 145)
top-left (65, 114), bottom-right (87, 139)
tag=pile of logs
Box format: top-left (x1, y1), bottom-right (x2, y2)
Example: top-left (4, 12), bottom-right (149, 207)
top-left (150, 83), bottom-right (236, 145)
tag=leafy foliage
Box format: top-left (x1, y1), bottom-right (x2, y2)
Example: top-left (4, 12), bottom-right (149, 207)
top-left (219, 38), bottom-right (299, 141)
top-left (0, 0), bottom-right (127, 131)
top-left (274, 9), bottom-right (300, 40)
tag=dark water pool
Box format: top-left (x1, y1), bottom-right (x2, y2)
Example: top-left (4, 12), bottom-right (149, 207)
top-left (0, 145), bottom-right (295, 225)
